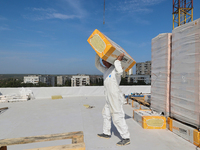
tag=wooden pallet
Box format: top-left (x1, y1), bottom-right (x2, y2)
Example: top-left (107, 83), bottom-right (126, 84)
top-left (167, 117), bottom-right (200, 147)
top-left (0, 131), bottom-right (85, 150)
top-left (0, 107), bottom-right (8, 114)
top-left (26, 143), bottom-right (85, 150)
top-left (131, 97), bottom-right (150, 107)
top-left (0, 107), bottom-right (8, 111)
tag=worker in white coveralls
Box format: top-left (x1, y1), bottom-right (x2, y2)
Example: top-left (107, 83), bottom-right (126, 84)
top-left (95, 53), bottom-right (130, 146)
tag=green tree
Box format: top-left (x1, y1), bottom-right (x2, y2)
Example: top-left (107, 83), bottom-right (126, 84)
top-left (120, 77), bottom-right (128, 85)
top-left (65, 79), bottom-right (71, 86)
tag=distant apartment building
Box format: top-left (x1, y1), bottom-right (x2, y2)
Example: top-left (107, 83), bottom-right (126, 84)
top-left (122, 68), bottom-right (133, 78)
top-left (71, 75), bottom-right (90, 87)
top-left (57, 76), bottom-right (64, 85)
top-left (23, 75), bottom-right (56, 86)
top-left (41, 75), bottom-right (55, 86)
top-left (136, 61), bottom-right (151, 75)
top-left (24, 75), bottom-right (39, 84)
top-left (50, 76), bottom-right (55, 86)
top-left (89, 75), bottom-right (103, 84)
top-left (128, 74), bottom-right (151, 84)
top-left (39, 76), bottom-right (47, 83)
top-left (56, 76), bottom-right (70, 86)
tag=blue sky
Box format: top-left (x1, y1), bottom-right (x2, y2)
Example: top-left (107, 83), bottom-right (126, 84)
top-left (0, 0), bottom-right (200, 75)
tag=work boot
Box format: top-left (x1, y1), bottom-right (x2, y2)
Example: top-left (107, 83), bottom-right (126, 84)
top-left (97, 133), bottom-right (111, 139)
top-left (116, 138), bottom-right (130, 146)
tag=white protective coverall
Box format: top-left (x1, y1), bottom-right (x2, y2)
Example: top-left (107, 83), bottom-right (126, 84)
top-left (95, 54), bottom-right (130, 139)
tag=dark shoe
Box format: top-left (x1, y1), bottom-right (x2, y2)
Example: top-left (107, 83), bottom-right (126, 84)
top-left (116, 138), bottom-right (130, 146)
top-left (97, 133), bottom-right (111, 139)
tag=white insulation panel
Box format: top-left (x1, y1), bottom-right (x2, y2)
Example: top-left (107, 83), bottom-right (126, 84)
top-left (151, 33), bottom-right (172, 116)
top-left (171, 18), bottom-right (200, 128)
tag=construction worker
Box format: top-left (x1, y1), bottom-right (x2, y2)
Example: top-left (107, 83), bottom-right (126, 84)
top-left (95, 53), bottom-right (130, 146)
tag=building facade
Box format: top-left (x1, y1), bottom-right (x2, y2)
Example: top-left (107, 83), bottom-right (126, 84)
top-left (24, 75), bottom-right (39, 84)
top-left (50, 76), bottom-right (55, 86)
top-left (57, 76), bottom-right (71, 86)
top-left (128, 74), bottom-right (151, 84)
top-left (122, 68), bottom-right (133, 78)
top-left (39, 76), bottom-right (47, 84)
top-left (71, 75), bottom-right (90, 87)
top-left (89, 75), bottom-right (103, 85)
top-left (136, 61), bottom-right (151, 75)
top-left (57, 76), bottom-right (64, 85)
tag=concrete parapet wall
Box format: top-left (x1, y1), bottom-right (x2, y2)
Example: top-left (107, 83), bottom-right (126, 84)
top-left (0, 86), bottom-right (151, 99)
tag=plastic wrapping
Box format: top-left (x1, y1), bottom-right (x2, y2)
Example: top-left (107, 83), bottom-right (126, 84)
top-left (0, 88), bottom-right (35, 103)
top-left (151, 33), bottom-right (172, 116)
top-left (171, 18), bottom-right (200, 128)
top-left (19, 87), bottom-right (35, 100)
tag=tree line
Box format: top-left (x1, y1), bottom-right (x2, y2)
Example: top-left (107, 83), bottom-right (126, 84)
top-left (0, 77), bottom-right (149, 87)
top-left (0, 78), bottom-right (50, 87)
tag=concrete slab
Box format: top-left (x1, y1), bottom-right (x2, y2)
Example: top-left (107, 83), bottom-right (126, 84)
top-left (0, 96), bottom-right (197, 150)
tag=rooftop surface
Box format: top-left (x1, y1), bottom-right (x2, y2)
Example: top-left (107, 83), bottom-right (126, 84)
top-left (0, 96), bottom-right (197, 150)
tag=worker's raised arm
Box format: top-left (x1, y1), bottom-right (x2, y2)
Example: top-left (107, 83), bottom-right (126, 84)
top-left (114, 53), bottom-right (124, 75)
top-left (95, 54), bottom-right (107, 73)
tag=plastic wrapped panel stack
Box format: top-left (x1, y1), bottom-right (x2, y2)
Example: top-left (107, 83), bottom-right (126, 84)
top-left (151, 33), bottom-right (172, 116)
top-left (171, 18), bottom-right (200, 128)
top-left (87, 29), bottom-right (136, 72)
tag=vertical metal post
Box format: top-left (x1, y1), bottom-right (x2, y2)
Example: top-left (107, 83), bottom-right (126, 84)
top-left (103, 0), bottom-right (105, 24)
top-left (173, 0), bottom-right (193, 29)
top-left (173, 14), bottom-right (175, 30)
top-left (184, 0), bottom-right (186, 24)
top-left (173, 0), bottom-right (175, 29)
top-left (178, 0), bottom-right (180, 26)
top-left (191, 0), bottom-right (193, 21)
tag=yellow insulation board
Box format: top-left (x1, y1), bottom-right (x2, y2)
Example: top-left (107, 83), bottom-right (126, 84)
top-left (167, 117), bottom-right (200, 147)
top-left (133, 110), bottom-right (166, 129)
top-left (51, 95), bottom-right (63, 100)
top-left (87, 29), bottom-right (136, 72)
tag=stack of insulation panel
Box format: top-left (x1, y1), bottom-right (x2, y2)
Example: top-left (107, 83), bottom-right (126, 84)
top-left (151, 33), bottom-right (172, 116)
top-left (171, 18), bottom-right (200, 128)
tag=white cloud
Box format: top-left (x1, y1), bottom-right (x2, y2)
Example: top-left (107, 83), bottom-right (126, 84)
top-left (17, 42), bottom-right (45, 48)
top-left (134, 17), bottom-right (150, 25)
top-left (25, 9), bottom-right (81, 21)
top-left (140, 0), bottom-right (166, 6)
top-left (0, 50), bottom-right (48, 59)
top-left (111, 0), bottom-right (166, 13)
top-left (65, 0), bottom-right (87, 17)
top-left (0, 16), bottom-right (6, 20)
top-left (25, 0), bottom-right (87, 21)
top-left (47, 13), bottom-right (79, 20)
top-left (0, 26), bottom-right (10, 31)
top-left (32, 8), bottom-right (56, 12)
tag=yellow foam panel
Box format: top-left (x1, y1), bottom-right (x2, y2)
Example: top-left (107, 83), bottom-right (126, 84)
top-left (51, 95), bottom-right (63, 100)
top-left (133, 110), bottom-right (166, 129)
top-left (167, 117), bottom-right (200, 147)
top-left (87, 29), bottom-right (136, 72)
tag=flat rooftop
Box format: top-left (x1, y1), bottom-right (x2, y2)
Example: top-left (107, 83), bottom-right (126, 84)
top-left (0, 96), bottom-right (197, 150)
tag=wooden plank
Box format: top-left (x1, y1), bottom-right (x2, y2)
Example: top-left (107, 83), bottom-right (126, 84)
top-left (0, 146), bottom-right (7, 150)
top-left (25, 143), bottom-right (85, 150)
top-left (131, 97), bottom-right (145, 101)
top-left (72, 135), bottom-right (84, 144)
top-left (131, 97), bottom-right (150, 106)
top-left (0, 131), bottom-right (83, 147)
top-left (0, 107), bottom-right (8, 111)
